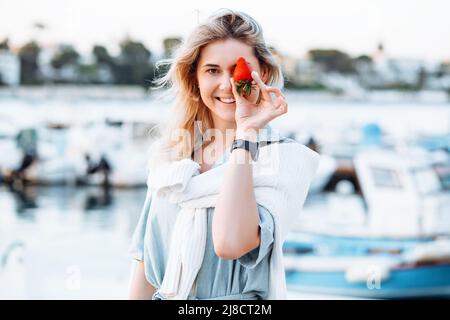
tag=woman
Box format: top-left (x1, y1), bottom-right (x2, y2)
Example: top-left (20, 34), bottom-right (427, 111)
top-left (128, 8), bottom-right (320, 300)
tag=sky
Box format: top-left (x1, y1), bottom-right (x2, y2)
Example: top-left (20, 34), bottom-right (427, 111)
top-left (1, 0), bottom-right (449, 62)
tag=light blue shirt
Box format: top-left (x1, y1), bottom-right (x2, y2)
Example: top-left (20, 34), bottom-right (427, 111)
top-left (129, 126), bottom-right (282, 300)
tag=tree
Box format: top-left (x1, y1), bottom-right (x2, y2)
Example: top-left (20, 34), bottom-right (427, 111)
top-left (308, 49), bottom-right (356, 74)
top-left (0, 38), bottom-right (9, 50)
top-left (437, 62), bottom-right (450, 77)
top-left (93, 45), bottom-right (113, 65)
top-left (51, 45), bottom-right (80, 69)
top-left (353, 55), bottom-right (373, 64)
top-left (18, 41), bottom-right (41, 84)
top-left (120, 38), bottom-right (151, 62)
top-left (162, 37), bottom-right (182, 58)
top-left (49, 45), bottom-right (80, 83)
top-left (51, 45), bottom-right (79, 69)
top-left (113, 37), bottom-right (154, 86)
top-left (151, 37), bottom-right (181, 84)
top-left (416, 66), bottom-right (427, 90)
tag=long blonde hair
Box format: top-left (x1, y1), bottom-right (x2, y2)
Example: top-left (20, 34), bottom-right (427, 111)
top-left (150, 8), bottom-right (284, 164)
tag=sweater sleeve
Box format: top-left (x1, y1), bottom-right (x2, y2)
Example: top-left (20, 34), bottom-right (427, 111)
top-left (147, 159), bottom-right (200, 198)
top-left (128, 188), bottom-right (152, 261)
top-left (237, 204), bottom-right (274, 269)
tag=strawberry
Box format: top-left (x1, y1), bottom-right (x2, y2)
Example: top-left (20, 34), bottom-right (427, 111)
top-left (233, 57), bottom-right (254, 97)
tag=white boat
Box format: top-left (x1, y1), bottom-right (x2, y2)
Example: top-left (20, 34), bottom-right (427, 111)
top-left (2, 119), bottom-right (158, 188)
top-left (0, 117), bottom-right (22, 178)
top-left (309, 154), bottom-right (337, 193)
top-left (77, 119), bottom-right (157, 187)
top-left (285, 147), bottom-right (450, 298)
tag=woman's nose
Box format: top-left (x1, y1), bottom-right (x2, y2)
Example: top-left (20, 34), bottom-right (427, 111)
top-left (219, 75), bottom-right (232, 91)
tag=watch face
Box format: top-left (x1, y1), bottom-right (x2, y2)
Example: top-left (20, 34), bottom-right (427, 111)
top-left (231, 139), bottom-right (259, 161)
top-left (237, 140), bottom-right (246, 149)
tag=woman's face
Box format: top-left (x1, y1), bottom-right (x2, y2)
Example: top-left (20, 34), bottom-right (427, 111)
top-left (196, 38), bottom-right (267, 126)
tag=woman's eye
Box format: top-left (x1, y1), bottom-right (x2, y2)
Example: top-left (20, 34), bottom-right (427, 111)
top-left (207, 69), bottom-right (218, 75)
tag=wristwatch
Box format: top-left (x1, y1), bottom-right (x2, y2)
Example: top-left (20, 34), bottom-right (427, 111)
top-left (230, 139), bottom-right (259, 161)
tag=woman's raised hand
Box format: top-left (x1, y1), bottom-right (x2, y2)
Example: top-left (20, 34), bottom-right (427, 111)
top-left (230, 70), bottom-right (288, 134)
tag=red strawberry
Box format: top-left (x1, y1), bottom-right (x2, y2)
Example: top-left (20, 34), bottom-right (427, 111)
top-left (233, 57), bottom-right (254, 97)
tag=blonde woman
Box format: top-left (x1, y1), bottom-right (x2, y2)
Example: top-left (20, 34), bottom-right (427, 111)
top-left (128, 9), bottom-right (320, 300)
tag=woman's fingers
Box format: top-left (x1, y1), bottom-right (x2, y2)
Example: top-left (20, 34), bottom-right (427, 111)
top-left (251, 71), bottom-right (286, 104)
top-left (274, 96), bottom-right (288, 115)
top-left (266, 86), bottom-right (285, 99)
top-left (251, 71), bottom-right (271, 101)
top-left (251, 71), bottom-right (267, 89)
top-left (232, 71), bottom-right (287, 119)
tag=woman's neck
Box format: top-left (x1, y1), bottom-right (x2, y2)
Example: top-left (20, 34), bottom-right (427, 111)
top-left (210, 119), bottom-right (237, 150)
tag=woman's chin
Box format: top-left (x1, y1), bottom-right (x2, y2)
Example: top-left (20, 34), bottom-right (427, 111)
top-left (213, 112), bottom-right (236, 124)
top-left (214, 103), bottom-right (235, 114)
top-left (215, 100), bottom-right (236, 108)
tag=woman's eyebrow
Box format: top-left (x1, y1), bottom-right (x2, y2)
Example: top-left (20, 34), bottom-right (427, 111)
top-left (202, 63), bottom-right (237, 69)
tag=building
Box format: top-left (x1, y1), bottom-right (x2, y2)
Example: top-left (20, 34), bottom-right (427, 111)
top-left (0, 49), bottom-right (20, 85)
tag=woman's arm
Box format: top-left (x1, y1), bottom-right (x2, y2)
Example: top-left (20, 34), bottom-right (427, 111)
top-left (212, 130), bottom-right (260, 260)
top-left (213, 70), bottom-right (287, 260)
top-left (128, 261), bottom-right (157, 300)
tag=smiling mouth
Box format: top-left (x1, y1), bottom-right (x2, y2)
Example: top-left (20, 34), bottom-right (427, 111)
top-left (216, 97), bottom-right (236, 104)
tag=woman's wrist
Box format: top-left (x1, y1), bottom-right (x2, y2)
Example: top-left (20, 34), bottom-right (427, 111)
top-left (235, 127), bottom-right (258, 142)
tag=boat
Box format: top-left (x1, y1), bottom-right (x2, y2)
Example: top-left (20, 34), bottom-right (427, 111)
top-left (284, 147), bottom-right (450, 298)
top-left (1, 119), bottom-right (158, 188)
top-left (309, 154), bottom-right (337, 194)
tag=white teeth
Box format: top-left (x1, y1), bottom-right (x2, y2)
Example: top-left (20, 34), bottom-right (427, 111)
top-left (218, 97), bottom-right (235, 103)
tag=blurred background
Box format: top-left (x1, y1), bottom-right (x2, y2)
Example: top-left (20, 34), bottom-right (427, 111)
top-left (0, 0), bottom-right (449, 299)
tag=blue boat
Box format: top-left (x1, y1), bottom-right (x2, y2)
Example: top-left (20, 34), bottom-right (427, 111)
top-left (285, 148), bottom-right (450, 299)
top-left (284, 233), bottom-right (450, 298)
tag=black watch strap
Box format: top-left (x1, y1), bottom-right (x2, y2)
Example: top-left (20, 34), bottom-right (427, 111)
top-left (230, 139), bottom-right (259, 161)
